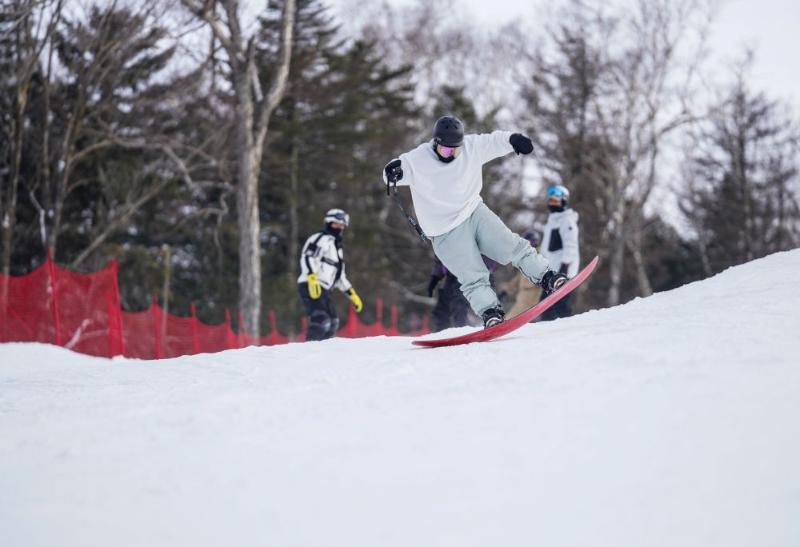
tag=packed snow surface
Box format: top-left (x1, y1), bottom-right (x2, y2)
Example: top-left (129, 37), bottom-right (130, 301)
top-left (2, 251), bottom-right (800, 547)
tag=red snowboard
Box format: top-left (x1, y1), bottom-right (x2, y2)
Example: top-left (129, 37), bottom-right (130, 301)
top-left (412, 256), bottom-right (598, 348)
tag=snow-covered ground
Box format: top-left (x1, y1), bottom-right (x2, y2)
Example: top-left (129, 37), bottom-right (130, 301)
top-left (2, 251), bottom-right (799, 547)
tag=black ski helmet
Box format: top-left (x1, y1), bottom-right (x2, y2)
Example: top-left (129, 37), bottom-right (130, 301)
top-left (433, 116), bottom-right (464, 147)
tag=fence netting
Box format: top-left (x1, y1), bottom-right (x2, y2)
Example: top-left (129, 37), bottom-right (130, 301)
top-left (0, 255), bottom-right (429, 360)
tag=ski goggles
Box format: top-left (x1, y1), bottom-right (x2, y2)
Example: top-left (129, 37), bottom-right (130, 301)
top-left (436, 144), bottom-right (462, 159)
top-left (547, 186), bottom-right (566, 198)
top-left (325, 210), bottom-right (350, 227)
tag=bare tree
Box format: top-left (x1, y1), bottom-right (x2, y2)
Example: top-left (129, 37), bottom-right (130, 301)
top-left (522, 0), bottom-right (713, 307)
top-left (179, 0), bottom-right (295, 336)
top-left (338, 0), bottom-right (517, 122)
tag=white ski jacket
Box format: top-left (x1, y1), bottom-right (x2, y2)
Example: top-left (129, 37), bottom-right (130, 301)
top-left (540, 208), bottom-right (580, 277)
top-left (296, 231), bottom-right (353, 292)
top-left (387, 131), bottom-right (514, 237)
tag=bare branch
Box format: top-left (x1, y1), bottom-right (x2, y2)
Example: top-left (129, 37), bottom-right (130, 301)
top-left (255, 0), bottom-right (295, 148)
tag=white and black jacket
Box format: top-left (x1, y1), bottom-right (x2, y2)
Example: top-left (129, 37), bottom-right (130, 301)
top-left (540, 208), bottom-right (580, 277)
top-left (296, 231), bottom-right (353, 293)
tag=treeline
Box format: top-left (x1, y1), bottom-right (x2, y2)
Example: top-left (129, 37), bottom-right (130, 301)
top-left (2, 0), bottom-right (798, 336)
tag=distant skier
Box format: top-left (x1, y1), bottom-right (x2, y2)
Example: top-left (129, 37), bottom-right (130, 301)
top-left (538, 185), bottom-right (580, 321)
top-left (383, 116), bottom-right (567, 329)
top-left (297, 209), bottom-right (363, 341)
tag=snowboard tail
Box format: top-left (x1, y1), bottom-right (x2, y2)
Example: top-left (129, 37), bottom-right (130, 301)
top-left (412, 256), bottom-right (598, 348)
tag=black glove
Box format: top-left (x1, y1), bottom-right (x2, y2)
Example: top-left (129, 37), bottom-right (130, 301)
top-left (427, 275), bottom-right (442, 297)
top-left (539, 270), bottom-right (568, 294)
top-left (559, 263), bottom-right (570, 275)
top-left (384, 159), bottom-right (403, 194)
top-left (509, 133), bottom-right (534, 155)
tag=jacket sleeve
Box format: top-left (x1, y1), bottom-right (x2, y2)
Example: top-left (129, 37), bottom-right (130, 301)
top-left (297, 235), bottom-right (318, 283)
top-left (334, 265), bottom-right (353, 293)
top-left (473, 131), bottom-right (514, 164)
top-left (332, 243), bottom-right (353, 293)
top-left (388, 150), bottom-right (418, 189)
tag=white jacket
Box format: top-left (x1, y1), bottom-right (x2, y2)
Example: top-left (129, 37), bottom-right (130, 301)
top-left (386, 131), bottom-right (514, 237)
top-left (540, 208), bottom-right (580, 277)
top-left (296, 231), bottom-right (353, 292)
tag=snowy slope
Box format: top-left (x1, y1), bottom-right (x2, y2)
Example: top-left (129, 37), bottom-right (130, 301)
top-left (2, 250), bottom-right (800, 547)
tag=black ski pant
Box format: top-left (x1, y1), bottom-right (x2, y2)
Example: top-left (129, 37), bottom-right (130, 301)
top-left (298, 283), bottom-right (339, 341)
top-left (431, 276), bottom-right (470, 331)
top-left (538, 291), bottom-right (572, 321)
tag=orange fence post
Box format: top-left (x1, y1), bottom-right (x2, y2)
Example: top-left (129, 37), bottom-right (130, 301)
top-left (47, 248), bottom-right (62, 346)
top-left (225, 309), bottom-right (236, 349)
top-left (237, 311), bottom-right (248, 347)
top-left (190, 302), bottom-right (200, 355)
top-left (106, 294), bottom-right (116, 357)
top-left (269, 310), bottom-right (277, 344)
top-left (110, 259), bottom-right (124, 357)
top-left (153, 295), bottom-right (162, 360)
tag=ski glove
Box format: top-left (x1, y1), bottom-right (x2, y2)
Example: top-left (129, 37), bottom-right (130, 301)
top-left (307, 273), bottom-right (322, 299)
top-left (427, 275), bottom-right (443, 297)
top-left (539, 270), bottom-right (568, 294)
top-left (384, 159), bottom-right (403, 194)
top-left (347, 288), bottom-right (363, 312)
top-left (509, 133), bottom-right (534, 155)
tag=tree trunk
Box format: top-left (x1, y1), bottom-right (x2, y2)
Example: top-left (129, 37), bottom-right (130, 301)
top-left (287, 131), bottom-right (300, 280)
top-left (180, 0), bottom-right (295, 337)
top-left (234, 83), bottom-right (262, 336)
top-left (630, 229), bottom-right (653, 298)
top-left (607, 233), bottom-right (626, 307)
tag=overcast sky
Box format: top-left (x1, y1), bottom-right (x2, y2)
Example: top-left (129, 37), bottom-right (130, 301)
top-left (323, 0), bottom-right (800, 114)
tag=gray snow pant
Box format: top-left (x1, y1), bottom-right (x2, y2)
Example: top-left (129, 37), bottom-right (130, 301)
top-left (431, 203), bottom-right (549, 316)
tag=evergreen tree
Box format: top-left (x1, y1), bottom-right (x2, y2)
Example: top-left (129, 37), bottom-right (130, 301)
top-left (256, 0), bottom-right (419, 334)
top-left (681, 70), bottom-right (800, 274)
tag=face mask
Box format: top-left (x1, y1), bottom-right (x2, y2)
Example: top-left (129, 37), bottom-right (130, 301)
top-left (324, 224), bottom-right (343, 238)
top-left (548, 204), bottom-right (565, 213)
top-left (433, 142), bottom-right (460, 163)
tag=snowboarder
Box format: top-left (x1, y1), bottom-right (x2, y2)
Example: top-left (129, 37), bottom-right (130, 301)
top-left (383, 116), bottom-right (567, 329)
top-left (297, 208), bottom-right (363, 341)
top-left (538, 185), bottom-right (580, 321)
top-left (498, 231), bottom-right (543, 318)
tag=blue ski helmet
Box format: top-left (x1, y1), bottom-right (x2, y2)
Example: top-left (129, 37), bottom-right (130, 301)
top-left (547, 185), bottom-right (570, 205)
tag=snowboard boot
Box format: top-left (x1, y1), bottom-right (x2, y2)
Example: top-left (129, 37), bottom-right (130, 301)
top-left (539, 270), bottom-right (568, 294)
top-left (481, 306), bottom-right (506, 329)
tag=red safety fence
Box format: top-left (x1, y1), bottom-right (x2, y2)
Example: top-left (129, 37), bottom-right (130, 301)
top-left (0, 252), bottom-right (430, 360)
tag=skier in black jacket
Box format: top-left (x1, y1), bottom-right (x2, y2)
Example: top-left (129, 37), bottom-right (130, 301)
top-left (297, 209), bottom-right (363, 341)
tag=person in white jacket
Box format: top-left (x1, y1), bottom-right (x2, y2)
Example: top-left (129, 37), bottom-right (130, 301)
top-left (297, 208), bottom-right (363, 341)
top-left (539, 185), bottom-right (580, 321)
top-left (383, 116), bottom-right (567, 329)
